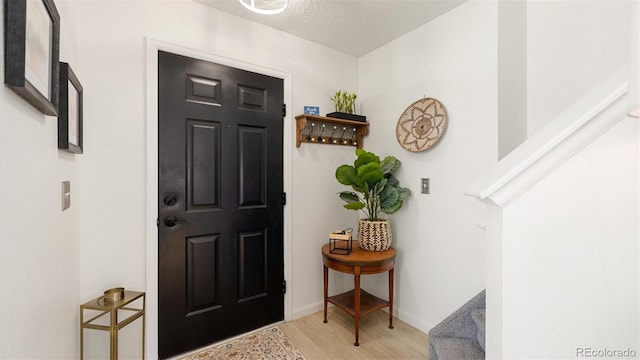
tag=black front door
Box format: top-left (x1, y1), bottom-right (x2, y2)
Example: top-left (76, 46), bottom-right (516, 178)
top-left (157, 51), bottom-right (284, 359)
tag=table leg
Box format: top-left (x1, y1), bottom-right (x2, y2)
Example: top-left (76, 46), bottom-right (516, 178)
top-left (142, 295), bottom-right (146, 359)
top-left (323, 264), bottom-right (328, 323)
top-left (80, 309), bottom-right (84, 360)
top-left (110, 309), bottom-right (118, 360)
top-left (389, 267), bottom-right (394, 329)
top-left (354, 266), bottom-right (361, 346)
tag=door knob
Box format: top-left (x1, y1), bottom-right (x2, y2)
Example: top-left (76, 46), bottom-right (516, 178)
top-left (163, 195), bottom-right (178, 206)
top-left (164, 216), bottom-right (187, 227)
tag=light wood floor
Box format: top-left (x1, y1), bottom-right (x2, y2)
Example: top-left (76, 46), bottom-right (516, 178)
top-left (279, 308), bottom-right (430, 360)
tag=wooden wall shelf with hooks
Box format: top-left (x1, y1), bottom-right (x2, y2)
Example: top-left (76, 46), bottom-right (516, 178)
top-left (295, 114), bottom-right (369, 148)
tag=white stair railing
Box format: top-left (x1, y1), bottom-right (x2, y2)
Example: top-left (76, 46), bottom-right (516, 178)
top-left (465, 67), bottom-right (629, 207)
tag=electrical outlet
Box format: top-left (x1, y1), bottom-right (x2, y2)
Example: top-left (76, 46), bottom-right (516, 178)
top-left (421, 178), bottom-right (430, 194)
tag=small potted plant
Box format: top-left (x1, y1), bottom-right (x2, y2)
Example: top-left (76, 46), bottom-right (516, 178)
top-left (327, 90), bottom-right (366, 122)
top-left (335, 149), bottom-right (411, 251)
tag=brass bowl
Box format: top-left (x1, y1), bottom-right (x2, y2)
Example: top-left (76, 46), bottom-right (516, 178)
top-left (103, 287), bottom-right (125, 303)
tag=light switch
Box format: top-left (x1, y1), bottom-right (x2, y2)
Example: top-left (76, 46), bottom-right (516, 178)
top-left (421, 178), bottom-right (430, 194)
top-left (62, 181), bottom-right (71, 211)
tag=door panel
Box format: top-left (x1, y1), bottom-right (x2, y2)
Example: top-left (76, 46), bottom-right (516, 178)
top-left (187, 120), bottom-right (221, 209)
top-left (238, 84), bottom-right (267, 111)
top-left (239, 126), bottom-right (267, 207)
top-left (238, 230), bottom-right (268, 302)
top-left (186, 234), bottom-right (220, 314)
top-left (158, 51), bottom-right (284, 359)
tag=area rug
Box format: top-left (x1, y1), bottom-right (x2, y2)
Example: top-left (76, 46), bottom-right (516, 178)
top-left (181, 326), bottom-right (307, 360)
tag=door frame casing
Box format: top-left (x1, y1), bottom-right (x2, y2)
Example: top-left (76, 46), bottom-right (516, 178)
top-left (145, 38), bottom-right (293, 359)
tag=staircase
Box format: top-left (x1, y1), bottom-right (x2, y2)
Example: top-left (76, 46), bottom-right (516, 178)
top-left (463, 67), bottom-right (636, 358)
top-left (428, 290), bottom-right (486, 360)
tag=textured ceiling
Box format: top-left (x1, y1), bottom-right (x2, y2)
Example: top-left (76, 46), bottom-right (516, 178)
top-left (195, 0), bottom-right (467, 57)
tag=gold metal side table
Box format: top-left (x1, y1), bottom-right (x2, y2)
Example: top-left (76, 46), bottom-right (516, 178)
top-left (80, 290), bottom-right (145, 360)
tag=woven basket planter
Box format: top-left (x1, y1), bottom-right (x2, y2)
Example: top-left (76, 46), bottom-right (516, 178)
top-left (358, 219), bottom-right (392, 251)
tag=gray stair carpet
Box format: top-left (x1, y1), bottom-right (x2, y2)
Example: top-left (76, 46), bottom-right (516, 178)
top-left (428, 290), bottom-right (486, 360)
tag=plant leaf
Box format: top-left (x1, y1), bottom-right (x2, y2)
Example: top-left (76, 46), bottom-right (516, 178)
top-left (397, 186), bottom-right (411, 200)
top-left (356, 162), bottom-right (384, 188)
top-left (379, 156), bottom-right (398, 174)
top-left (380, 186), bottom-right (399, 210)
top-left (354, 150), bottom-right (380, 169)
top-left (344, 202), bottom-right (365, 210)
top-left (382, 200), bottom-right (403, 214)
top-left (373, 178), bottom-right (388, 195)
top-left (385, 174), bottom-right (399, 187)
top-left (335, 165), bottom-right (357, 185)
top-left (339, 191), bottom-right (360, 203)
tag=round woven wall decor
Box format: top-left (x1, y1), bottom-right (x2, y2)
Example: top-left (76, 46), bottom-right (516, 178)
top-left (396, 97), bottom-right (448, 152)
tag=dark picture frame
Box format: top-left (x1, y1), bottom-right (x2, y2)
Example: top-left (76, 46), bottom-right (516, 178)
top-left (4, 0), bottom-right (60, 115)
top-left (58, 62), bottom-right (83, 154)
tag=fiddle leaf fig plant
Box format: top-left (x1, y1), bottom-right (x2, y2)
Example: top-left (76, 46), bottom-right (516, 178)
top-left (335, 149), bottom-right (411, 221)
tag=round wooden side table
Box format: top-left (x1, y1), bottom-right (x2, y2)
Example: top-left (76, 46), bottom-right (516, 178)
top-left (321, 243), bottom-right (395, 346)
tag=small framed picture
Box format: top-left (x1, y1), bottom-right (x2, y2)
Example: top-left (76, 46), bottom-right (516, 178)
top-left (58, 63), bottom-right (83, 154)
top-left (304, 106), bottom-right (320, 115)
top-left (4, 0), bottom-right (60, 116)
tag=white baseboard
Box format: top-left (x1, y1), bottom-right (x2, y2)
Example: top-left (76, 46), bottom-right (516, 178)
top-left (290, 301), bottom-right (325, 320)
top-left (394, 307), bottom-right (432, 334)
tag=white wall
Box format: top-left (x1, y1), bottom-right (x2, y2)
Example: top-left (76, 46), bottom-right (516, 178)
top-left (498, 0), bottom-right (527, 159)
top-left (0, 0), bottom-right (359, 358)
top-left (517, 4), bottom-right (637, 356)
top-left (2, 0), bottom-right (498, 354)
top-left (632, 0), bottom-right (640, 112)
top-left (501, 116), bottom-right (639, 359)
top-left (500, 0), bottom-right (630, 157)
top-left (0, 1), bottom-right (82, 358)
top-left (4, 0), bottom-right (633, 358)
top-left (357, 0), bottom-right (497, 332)
top-left (527, 0), bottom-right (629, 135)
top-left (61, 1), bottom-right (358, 358)
top-left (468, 1), bottom-right (639, 357)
